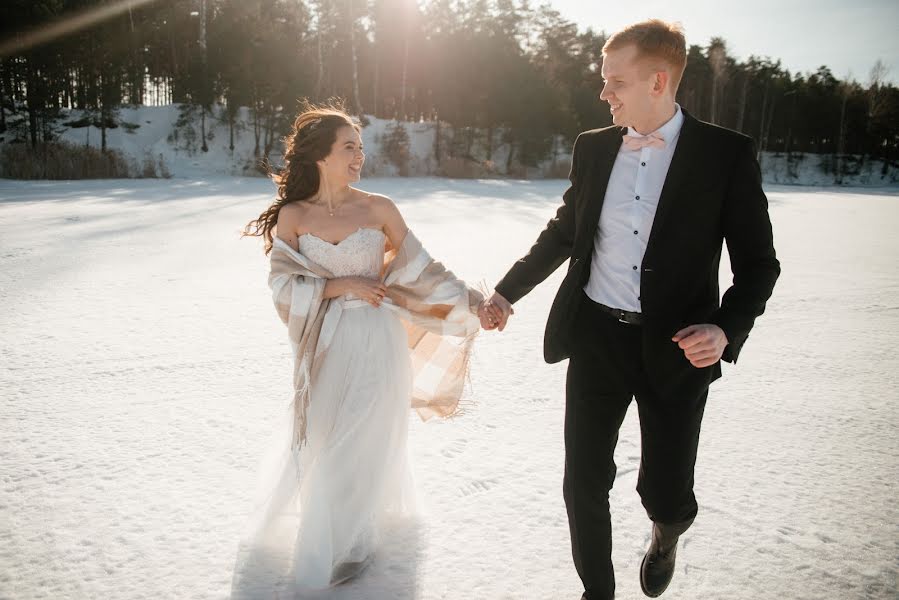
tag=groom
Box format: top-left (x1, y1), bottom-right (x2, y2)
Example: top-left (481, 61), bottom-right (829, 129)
top-left (479, 19), bottom-right (780, 599)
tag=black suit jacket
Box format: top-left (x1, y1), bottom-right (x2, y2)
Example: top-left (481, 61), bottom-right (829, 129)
top-left (494, 109), bottom-right (781, 373)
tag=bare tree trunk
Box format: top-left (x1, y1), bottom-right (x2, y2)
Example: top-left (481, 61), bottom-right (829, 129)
top-left (400, 36), bottom-right (409, 119)
top-left (708, 40), bottom-right (728, 125)
top-left (0, 61), bottom-right (7, 133)
top-left (169, 9), bottom-right (179, 98)
top-left (228, 100), bottom-right (235, 152)
top-left (201, 108), bottom-right (207, 151)
top-left (758, 83), bottom-right (769, 154)
top-left (315, 2), bottom-right (325, 98)
top-left (99, 72), bottom-right (107, 153)
top-left (836, 84), bottom-right (849, 184)
top-left (867, 60), bottom-right (888, 166)
top-left (253, 88), bottom-right (261, 158)
top-left (785, 120), bottom-right (793, 159)
top-left (264, 106), bottom-right (276, 158)
top-left (26, 64), bottom-right (38, 147)
top-left (735, 73), bottom-right (749, 132)
top-left (199, 0), bottom-right (208, 152)
top-left (372, 54), bottom-right (380, 117)
top-left (783, 90), bottom-right (797, 175)
top-left (64, 68), bottom-right (73, 109)
top-left (710, 73), bottom-right (729, 125)
top-left (756, 81), bottom-right (773, 174)
top-left (710, 80), bottom-right (718, 124)
top-left (101, 112), bottom-right (107, 153)
top-left (433, 119), bottom-right (440, 167)
top-left (347, 0), bottom-right (363, 115)
top-left (127, 0), bottom-right (140, 103)
top-left (762, 94), bottom-right (776, 156)
top-left (551, 135), bottom-right (558, 170)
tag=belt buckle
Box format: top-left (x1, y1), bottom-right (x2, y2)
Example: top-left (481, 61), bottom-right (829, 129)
top-left (617, 311), bottom-right (629, 324)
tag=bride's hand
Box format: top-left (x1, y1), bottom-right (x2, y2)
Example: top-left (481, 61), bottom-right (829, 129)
top-left (341, 277), bottom-right (388, 307)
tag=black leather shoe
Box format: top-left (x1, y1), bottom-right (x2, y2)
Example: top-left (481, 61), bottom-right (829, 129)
top-left (640, 523), bottom-right (680, 597)
top-left (331, 555), bottom-right (372, 585)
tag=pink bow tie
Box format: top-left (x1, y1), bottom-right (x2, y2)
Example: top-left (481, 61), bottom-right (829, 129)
top-left (622, 132), bottom-right (666, 151)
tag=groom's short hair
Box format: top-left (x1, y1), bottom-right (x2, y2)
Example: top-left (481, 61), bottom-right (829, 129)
top-left (603, 19), bottom-right (687, 94)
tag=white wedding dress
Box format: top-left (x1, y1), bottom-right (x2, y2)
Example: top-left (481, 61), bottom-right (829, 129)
top-left (232, 227), bottom-right (417, 597)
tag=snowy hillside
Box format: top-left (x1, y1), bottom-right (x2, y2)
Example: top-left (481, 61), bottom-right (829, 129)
top-left (0, 177), bottom-right (896, 600)
top-left (2, 104), bottom-right (896, 185)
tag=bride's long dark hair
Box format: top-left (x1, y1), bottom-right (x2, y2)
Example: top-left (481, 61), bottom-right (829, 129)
top-left (243, 100), bottom-right (361, 254)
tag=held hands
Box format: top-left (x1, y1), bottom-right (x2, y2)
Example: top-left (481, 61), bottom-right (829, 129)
top-left (672, 324), bottom-right (729, 368)
top-left (478, 292), bottom-right (514, 331)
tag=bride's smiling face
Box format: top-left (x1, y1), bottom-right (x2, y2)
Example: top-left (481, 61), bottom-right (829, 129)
top-left (318, 125), bottom-right (365, 184)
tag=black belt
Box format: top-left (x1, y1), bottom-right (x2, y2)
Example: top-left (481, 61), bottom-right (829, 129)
top-left (588, 299), bottom-right (644, 326)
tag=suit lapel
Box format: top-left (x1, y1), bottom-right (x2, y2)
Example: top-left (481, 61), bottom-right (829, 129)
top-left (578, 127), bottom-right (626, 261)
top-left (644, 109), bottom-right (701, 260)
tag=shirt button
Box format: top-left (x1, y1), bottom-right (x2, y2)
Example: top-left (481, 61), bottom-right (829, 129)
top-left (633, 230), bottom-right (638, 235)
top-left (635, 195), bottom-right (640, 200)
top-left (632, 265), bottom-right (638, 271)
top-left (638, 295), bottom-right (641, 301)
top-left (641, 162), bottom-right (646, 166)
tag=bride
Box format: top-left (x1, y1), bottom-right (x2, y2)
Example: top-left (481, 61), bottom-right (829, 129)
top-left (236, 102), bottom-right (493, 595)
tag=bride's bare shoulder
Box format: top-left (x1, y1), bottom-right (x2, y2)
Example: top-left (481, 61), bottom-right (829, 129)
top-left (354, 190), bottom-right (407, 242)
top-left (281, 200), bottom-right (312, 216)
top-left (274, 200), bottom-right (311, 238)
top-left (354, 189), bottom-right (398, 214)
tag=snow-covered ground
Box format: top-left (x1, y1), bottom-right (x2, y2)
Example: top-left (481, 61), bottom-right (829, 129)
top-left (0, 177), bottom-right (896, 600)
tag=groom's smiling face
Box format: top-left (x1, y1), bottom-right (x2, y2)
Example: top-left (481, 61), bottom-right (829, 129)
top-left (599, 44), bottom-right (662, 130)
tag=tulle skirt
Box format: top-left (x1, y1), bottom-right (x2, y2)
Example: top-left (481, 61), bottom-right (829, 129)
top-left (232, 302), bottom-right (417, 597)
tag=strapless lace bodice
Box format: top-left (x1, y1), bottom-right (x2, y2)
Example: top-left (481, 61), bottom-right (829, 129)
top-left (298, 227), bottom-right (385, 279)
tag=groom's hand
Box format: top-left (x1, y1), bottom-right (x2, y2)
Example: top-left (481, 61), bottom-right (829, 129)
top-left (477, 301), bottom-right (497, 330)
top-left (481, 292), bottom-right (514, 331)
top-left (672, 324), bottom-right (729, 368)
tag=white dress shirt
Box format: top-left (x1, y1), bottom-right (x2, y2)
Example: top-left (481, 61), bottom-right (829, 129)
top-left (583, 104), bottom-right (685, 312)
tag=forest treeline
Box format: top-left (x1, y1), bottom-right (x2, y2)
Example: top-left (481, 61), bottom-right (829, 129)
top-left (1, 0), bottom-right (897, 178)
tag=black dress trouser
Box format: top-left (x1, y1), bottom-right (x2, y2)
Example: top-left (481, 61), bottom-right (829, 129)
top-left (563, 292), bottom-right (714, 600)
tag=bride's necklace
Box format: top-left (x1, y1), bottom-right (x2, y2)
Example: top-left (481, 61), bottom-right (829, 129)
top-left (326, 198), bottom-right (343, 217)
top-left (316, 190), bottom-right (347, 217)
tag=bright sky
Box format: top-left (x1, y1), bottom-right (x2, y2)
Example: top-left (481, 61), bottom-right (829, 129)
top-left (547, 0), bottom-right (899, 85)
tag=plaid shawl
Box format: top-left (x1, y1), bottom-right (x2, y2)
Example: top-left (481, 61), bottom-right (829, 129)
top-left (268, 230), bottom-right (483, 448)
